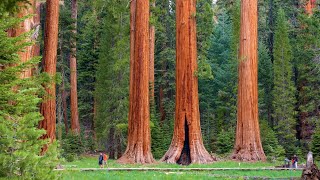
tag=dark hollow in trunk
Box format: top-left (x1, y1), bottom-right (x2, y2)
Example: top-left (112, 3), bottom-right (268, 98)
top-left (177, 119), bottom-right (191, 165)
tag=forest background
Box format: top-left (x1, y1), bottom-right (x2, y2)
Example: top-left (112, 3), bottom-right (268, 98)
top-left (1, 0), bottom-right (320, 176)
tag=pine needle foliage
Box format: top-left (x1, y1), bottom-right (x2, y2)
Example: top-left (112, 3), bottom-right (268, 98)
top-left (272, 8), bottom-right (297, 156)
top-left (0, 13), bottom-right (58, 179)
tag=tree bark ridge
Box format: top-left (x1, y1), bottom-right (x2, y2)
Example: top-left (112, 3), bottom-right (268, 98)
top-left (161, 0), bottom-right (215, 165)
top-left (231, 0), bottom-right (266, 161)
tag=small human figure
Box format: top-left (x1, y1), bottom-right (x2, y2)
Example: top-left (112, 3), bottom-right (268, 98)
top-left (284, 157), bottom-right (290, 168)
top-left (103, 153), bottom-right (108, 166)
top-left (98, 153), bottom-right (104, 168)
top-left (292, 154), bottom-right (298, 168)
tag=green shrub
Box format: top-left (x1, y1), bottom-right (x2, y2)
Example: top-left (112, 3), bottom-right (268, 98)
top-left (216, 128), bottom-right (235, 155)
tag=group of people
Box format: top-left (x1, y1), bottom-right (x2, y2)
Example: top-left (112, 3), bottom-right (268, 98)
top-left (284, 155), bottom-right (299, 168)
top-left (98, 153), bottom-right (108, 168)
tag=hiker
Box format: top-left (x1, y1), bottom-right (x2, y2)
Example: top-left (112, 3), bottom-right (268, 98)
top-left (98, 153), bottom-right (104, 168)
top-left (103, 153), bottom-right (108, 165)
top-left (292, 154), bottom-right (298, 168)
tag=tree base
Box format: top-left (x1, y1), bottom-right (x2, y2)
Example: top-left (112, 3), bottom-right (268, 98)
top-left (231, 148), bottom-right (266, 162)
top-left (161, 144), bottom-right (216, 165)
top-left (301, 163), bottom-right (320, 179)
top-left (161, 120), bottom-right (216, 165)
top-left (117, 148), bottom-right (155, 164)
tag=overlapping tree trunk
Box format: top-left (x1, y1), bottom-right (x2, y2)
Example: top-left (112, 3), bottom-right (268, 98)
top-left (9, 1), bottom-right (36, 78)
top-left (70, 0), bottom-right (80, 134)
top-left (161, 0), bottom-right (215, 165)
top-left (39, 0), bottom-right (60, 152)
top-left (231, 0), bottom-right (266, 161)
top-left (305, 0), bottom-right (316, 15)
top-left (117, 0), bottom-right (154, 164)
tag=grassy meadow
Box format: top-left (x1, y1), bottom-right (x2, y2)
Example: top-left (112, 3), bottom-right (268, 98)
top-left (59, 156), bottom-right (303, 179)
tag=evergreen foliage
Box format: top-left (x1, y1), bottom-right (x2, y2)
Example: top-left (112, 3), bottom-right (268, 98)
top-left (311, 128), bottom-right (320, 161)
top-left (77, 0), bottom-right (102, 132)
top-left (293, 10), bottom-right (320, 151)
top-left (61, 133), bottom-right (84, 162)
top-left (151, 0), bottom-right (176, 157)
top-left (272, 8), bottom-right (297, 156)
top-left (215, 128), bottom-right (235, 155)
top-left (258, 42), bottom-right (273, 124)
top-left (199, 7), bottom-right (237, 150)
top-left (260, 120), bottom-right (284, 159)
top-left (94, 0), bottom-right (130, 159)
top-left (0, 13), bottom-right (58, 179)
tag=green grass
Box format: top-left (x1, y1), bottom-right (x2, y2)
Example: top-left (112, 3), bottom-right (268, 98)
top-left (60, 170), bottom-right (301, 180)
top-left (62, 156), bottom-right (286, 169)
top-left (60, 156), bottom-right (303, 179)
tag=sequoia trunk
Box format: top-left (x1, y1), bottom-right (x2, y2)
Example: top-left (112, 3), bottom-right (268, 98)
top-left (117, 0), bottom-right (155, 164)
top-left (39, 0), bottom-right (60, 150)
top-left (305, 0), bottom-right (316, 15)
top-left (232, 0), bottom-right (266, 161)
top-left (161, 0), bottom-right (215, 165)
top-left (70, 0), bottom-right (80, 134)
top-left (11, 1), bottom-right (35, 78)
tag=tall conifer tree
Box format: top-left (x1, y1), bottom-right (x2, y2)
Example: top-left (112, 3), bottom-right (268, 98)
top-left (272, 8), bottom-right (297, 155)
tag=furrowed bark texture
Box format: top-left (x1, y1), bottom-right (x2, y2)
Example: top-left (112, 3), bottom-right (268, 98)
top-left (117, 0), bottom-right (155, 164)
top-left (232, 0), bottom-right (266, 161)
top-left (31, 1), bottom-right (41, 77)
top-left (10, 1), bottom-right (36, 78)
top-left (70, 0), bottom-right (80, 134)
top-left (39, 0), bottom-right (60, 151)
top-left (161, 0), bottom-right (215, 165)
top-left (149, 2), bottom-right (155, 101)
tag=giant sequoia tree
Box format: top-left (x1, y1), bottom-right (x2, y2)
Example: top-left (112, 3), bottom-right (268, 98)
top-left (232, 0), bottom-right (266, 161)
top-left (161, 0), bottom-right (215, 165)
top-left (117, 0), bottom-right (155, 164)
top-left (8, 0), bottom-right (36, 78)
top-left (70, 0), bottom-right (80, 134)
top-left (39, 0), bottom-right (60, 148)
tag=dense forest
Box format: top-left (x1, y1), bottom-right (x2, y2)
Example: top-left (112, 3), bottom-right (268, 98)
top-left (1, 0), bottom-right (320, 178)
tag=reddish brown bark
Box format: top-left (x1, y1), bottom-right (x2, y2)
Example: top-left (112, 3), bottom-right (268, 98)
top-left (10, 1), bottom-right (36, 78)
top-left (70, 0), bottom-right (80, 134)
top-left (117, 0), bottom-right (154, 164)
top-left (149, 2), bottom-right (155, 102)
top-left (161, 0), bottom-right (215, 165)
top-left (39, 0), bottom-right (60, 151)
top-left (31, 1), bottom-right (41, 73)
top-left (305, 0), bottom-right (316, 15)
top-left (231, 0), bottom-right (266, 161)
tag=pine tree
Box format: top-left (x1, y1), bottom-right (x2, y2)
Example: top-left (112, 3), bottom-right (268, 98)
top-left (0, 10), bottom-right (58, 179)
top-left (199, 8), bottom-right (235, 149)
top-left (258, 42), bottom-right (273, 124)
top-left (77, 0), bottom-right (102, 138)
top-left (94, 0), bottom-right (130, 159)
top-left (294, 9), bottom-right (320, 152)
top-left (311, 128), bottom-right (320, 161)
top-left (272, 8), bottom-right (297, 156)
